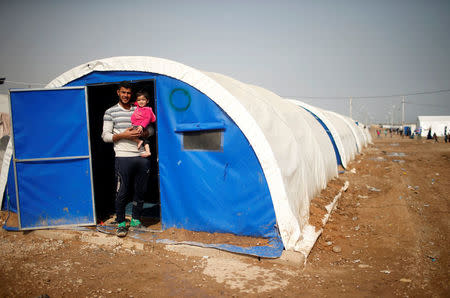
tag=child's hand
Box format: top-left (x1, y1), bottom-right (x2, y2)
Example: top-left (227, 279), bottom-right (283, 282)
top-left (136, 126), bottom-right (143, 134)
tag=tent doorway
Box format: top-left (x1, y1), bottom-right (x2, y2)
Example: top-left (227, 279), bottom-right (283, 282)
top-left (86, 80), bottom-right (160, 224)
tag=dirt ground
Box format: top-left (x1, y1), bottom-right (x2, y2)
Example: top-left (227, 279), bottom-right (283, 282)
top-left (0, 131), bottom-right (448, 297)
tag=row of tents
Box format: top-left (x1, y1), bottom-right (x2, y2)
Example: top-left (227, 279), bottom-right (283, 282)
top-left (0, 56), bottom-right (371, 257)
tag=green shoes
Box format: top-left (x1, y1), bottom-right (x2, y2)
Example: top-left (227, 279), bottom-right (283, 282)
top-left (116, 221), bottom-right (128, 237)
top-left (130, 218), bottom-right (143, 229)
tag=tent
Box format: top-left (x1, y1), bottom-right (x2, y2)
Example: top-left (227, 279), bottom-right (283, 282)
top-left (289, 100), bottom-right (358, 169)
top-left (417, 116), bottom-right (450, 137)
top-left (1, 56), bottom-right (367, 257)
top-left (289, 100), bottom-right (373, 169)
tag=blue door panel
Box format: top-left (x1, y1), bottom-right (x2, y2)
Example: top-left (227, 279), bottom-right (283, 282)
top-left (16, 159), bottom-right (94, 228)
top-left (10, 88), bottom-right (95, 229)
top-left (11, 89), bottom-right (90, 159)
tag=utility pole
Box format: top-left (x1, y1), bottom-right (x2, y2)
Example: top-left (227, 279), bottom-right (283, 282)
top-left (401, 96), bottom-right (405, 127)
top-left (391, 105), bottom-right (396, 127)
top-left (349, 97), bottom-right (352, 119)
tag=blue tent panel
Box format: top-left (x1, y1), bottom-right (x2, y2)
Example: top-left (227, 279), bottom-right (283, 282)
top-left (156, 75), bottom-right (278, 239)
top-left (16, 159), bottom-right (94, 228)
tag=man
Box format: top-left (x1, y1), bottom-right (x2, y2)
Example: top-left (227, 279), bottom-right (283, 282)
top-left (102, 82), bottom-right (153, 237)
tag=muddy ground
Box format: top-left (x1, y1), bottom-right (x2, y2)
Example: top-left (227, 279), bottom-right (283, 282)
top-left (0, 131), bottom-right (448, 297)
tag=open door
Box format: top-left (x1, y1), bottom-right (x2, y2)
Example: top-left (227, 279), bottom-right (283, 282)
top-left (9, 87), bottom-right (96, 230)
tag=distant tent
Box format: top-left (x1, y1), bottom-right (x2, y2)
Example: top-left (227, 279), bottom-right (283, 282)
top-left (289, 100), bottom-right (373, 167)
top-left (1, 56), bottom-right (368, 257)
top-left (417, 116), bottom-right (450, 137)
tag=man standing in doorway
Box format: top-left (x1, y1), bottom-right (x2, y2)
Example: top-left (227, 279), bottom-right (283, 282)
top-left (102, 82), bottom-right (152, 237)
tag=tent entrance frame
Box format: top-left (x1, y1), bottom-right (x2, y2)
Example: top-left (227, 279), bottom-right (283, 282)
top-left (85, 79), bottom-right (161, 225)
top-left (9, 86), bottom-right (96, 230)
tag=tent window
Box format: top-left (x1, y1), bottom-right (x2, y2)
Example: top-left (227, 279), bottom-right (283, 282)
top-left (182, 130), bottom-right (223, 151)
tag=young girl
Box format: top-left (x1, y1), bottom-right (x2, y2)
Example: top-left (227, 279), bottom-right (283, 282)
top-left (131, 90), bottom-right (156, 157)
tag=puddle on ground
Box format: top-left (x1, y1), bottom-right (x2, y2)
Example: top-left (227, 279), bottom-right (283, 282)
top-left (369, 157), bottom-right (386, 162)
top-left (387, 152), bottom-right (406, 157)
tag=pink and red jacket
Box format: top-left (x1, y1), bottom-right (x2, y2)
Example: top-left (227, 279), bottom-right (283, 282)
top-left (131, 102), bottom-right (156, 128)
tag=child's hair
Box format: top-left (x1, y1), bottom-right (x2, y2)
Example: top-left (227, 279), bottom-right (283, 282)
top-left (136, 90), bottom-right (150, 101)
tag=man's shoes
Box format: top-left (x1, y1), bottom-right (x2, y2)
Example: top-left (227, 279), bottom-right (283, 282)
top-left (116, 221), bottom-right (128, 237)
top-left (130, 218), bottom-right (143, 230)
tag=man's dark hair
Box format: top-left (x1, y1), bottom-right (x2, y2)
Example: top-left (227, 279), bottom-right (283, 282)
top-left (136, 90), bottom-right (150, 100)
top-left (117, 81), bottom-right (132, 90)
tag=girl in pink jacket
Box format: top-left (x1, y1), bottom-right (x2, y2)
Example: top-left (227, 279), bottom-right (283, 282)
top-left (131, 90), bottom-right (156, 157)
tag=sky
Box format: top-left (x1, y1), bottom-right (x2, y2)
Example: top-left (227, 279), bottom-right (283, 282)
top-left (0, 0), bottom-right (449, 124)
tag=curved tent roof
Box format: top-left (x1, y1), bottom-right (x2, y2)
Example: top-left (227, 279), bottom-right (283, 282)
top-left (288, 99), bottom-right (350, 168)
top-left (44, 56), bottom-right (340, 252)
top-left (327, 111), bottom-right (365, 153)
top-left (321, 110), bottom-right (359, 163)
top-left (357, 123), bottom-right (372, 145)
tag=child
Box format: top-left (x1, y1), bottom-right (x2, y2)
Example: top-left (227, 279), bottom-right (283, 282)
top-left (131, 90), bottom-right (156, 157)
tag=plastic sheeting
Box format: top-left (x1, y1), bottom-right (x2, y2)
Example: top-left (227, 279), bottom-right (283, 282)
top-left (157, 237), bottom-right (284, 258)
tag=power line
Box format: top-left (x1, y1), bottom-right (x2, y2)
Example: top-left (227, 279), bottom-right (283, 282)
top-left (405, 102), bottom-right (450, 108)
top-left (285, 88), bottom-right (450, 100)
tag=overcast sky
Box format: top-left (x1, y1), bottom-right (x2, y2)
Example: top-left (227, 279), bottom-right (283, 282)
top-left (1, 0), bottom-right (449, 124)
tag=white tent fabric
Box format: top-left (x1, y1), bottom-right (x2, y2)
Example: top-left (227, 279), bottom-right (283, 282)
top-left (330, 112), bottom-right (365, 153)
top-left (344, 115), bottom-right (367, 150)
top-left (0, 141), bottom-right (12, 208)
top-left (417, 116), bottom-right (450, 137)
top-left (288, 99), bottom-right (350, 168)
top-left (42, 56), bottom-right (345, 252)
top-left (0, 94), bottom-right (10, 114)
top-left (321, 110), bottom-right (359, 163)
top-left (358, 123), bottom-right (373, 144)
top-left (202, 73), bottom-right (340, 251)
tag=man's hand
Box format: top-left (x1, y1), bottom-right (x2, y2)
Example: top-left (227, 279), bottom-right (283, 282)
top-left (136, 126), bottom-right (143, 134)
top-left (113, 127), bottom-right (142, 142)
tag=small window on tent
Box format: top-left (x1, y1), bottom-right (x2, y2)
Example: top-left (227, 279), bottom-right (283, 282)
top-left (182, 129), bottom-right (223, 151)
top-left (175, 121), bottom-right (225, 152)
